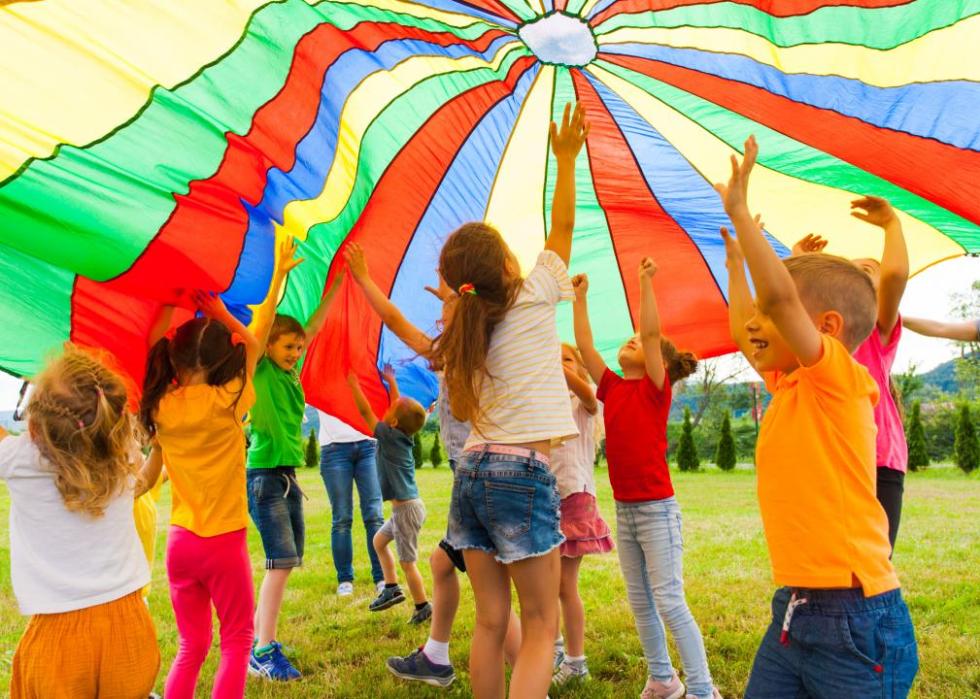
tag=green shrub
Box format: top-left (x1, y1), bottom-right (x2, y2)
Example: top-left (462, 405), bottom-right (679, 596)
top-left (305, 431), bottom-right (319, 468)
top-left (715, 411), bottom-right (736, 471)
top-left (430, 432), bottom-right (443, 468)
top-left (906, 401), bottom-right (929, 472)
top-left (412, 433), bottom-right (424, 469)
top-left (954, 403), bottom-right (979, 474)
top-left (676, 407), bottom-right (699, 472)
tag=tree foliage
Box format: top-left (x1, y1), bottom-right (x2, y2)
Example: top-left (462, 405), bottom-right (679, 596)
top-left (954, 403), bottom-right (979, 474)
top-left (906, 401), bottom-right (929, 472)
top-left (430, 432), bottom-right (443, 468)
top-left (305, 431), bottom-right (319, 468)
top-left (412, 433), bottom-right (424, 469)
top-left (676, 407), bottom-right (700, 472)
top-left (715, 411), bottom-right (737, 471)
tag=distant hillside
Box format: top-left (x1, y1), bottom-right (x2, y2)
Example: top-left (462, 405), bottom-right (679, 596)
top-left (918, 354), bottom-right (973, 394)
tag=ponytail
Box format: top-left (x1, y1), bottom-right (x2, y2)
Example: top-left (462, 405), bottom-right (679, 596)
top-left (660, 337), bottom-right (698, 383)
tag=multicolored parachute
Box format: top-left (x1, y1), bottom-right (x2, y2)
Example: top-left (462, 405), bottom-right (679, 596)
top-left (1, 0), bottom-right (979, 429)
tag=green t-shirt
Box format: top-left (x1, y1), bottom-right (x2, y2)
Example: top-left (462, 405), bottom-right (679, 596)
top-left (247, 356), bottom-right (306, 469)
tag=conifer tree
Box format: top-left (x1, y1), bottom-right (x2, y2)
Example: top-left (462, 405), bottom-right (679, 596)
top-left (906, 401), bottom-right (929, 472)
top-left (954, 403), bottom-right (979, 474)
top-left (413, 433), bottom-right (424, 469)
top-left (677, 407), bottom-right (700, 472)
top-left (715, 411), bottom-right (736, 471)
top-left (430, 432), bottom-right (443, 468)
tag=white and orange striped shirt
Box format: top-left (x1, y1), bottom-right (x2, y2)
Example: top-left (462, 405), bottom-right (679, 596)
top-left (464, 251), bottom-right (579, 449)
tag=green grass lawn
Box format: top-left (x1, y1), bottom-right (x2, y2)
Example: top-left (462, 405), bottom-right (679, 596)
top-left (0, 465), bottom-right (977, 697)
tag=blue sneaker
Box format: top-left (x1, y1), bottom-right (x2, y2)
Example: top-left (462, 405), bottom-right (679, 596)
top-left (386, 647), bottom-right (456, 688)
top-left (248, 641), bottom-right (301, 681)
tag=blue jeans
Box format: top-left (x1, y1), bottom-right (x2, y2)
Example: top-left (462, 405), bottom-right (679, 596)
top-left (616, 497), bottom-right (714, 698)
top-left (447, 447), bottom-right (563, 564)
top-left (319, 441), bottom-right (384, 584)
top-left (746, 587), bottom-right (918, 698)
top-left (247, 467), bottom-right (304, 568)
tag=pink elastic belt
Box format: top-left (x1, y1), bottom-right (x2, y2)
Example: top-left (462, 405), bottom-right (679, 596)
top-left (464, 444), bottom-right (550, 466)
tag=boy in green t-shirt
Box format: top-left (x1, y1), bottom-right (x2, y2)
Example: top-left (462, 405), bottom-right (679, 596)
top-left (247, 238), bottom-right (343, 681)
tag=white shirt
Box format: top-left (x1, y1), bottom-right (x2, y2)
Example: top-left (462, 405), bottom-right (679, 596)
top-left (318, 412), bottom-right (374, 445)
top-left (0, 434), bottom-right (149, 615)
top-left (465, 251), bottom-right (579, 449)
top-left (550, 397), bottom-right (599, 498)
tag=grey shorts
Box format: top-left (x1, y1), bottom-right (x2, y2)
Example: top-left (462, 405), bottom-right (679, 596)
top-left (379, 498), bottom-right (426, 562)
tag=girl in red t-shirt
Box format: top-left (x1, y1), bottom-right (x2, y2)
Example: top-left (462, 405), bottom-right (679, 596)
top-left (572, 259), bottom-right (721, 699)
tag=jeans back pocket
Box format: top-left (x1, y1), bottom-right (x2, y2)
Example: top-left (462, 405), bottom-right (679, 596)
top-left (484, 480), bottom-right (535, 540)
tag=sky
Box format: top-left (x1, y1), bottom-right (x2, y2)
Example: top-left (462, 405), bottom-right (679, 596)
top-left (0, 256), bottom-right (977, 411)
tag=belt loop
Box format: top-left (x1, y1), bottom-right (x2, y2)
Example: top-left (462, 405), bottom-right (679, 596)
top-left (529, 448), bottom-right (537, 467)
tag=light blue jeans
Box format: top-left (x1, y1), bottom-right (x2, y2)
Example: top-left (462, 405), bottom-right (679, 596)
top-left (616, 497), bottom-right (714, 698)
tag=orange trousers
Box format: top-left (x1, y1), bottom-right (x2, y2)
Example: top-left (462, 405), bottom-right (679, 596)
top-left (10, 590), bottom-right (160, 699)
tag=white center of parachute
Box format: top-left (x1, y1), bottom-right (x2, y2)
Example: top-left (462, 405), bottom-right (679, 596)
top-left (518, 12), bottom-right (597, 67)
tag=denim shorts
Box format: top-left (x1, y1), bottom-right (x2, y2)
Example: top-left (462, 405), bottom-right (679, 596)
top-left (247, 467), bottom-right (305, 569)
top-left (746, 586), bottom-right (918, 698)
top-left (447, 447), bottom-right (563, 564)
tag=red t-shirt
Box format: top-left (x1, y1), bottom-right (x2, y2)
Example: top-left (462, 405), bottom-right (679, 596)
top-left (596, 369), bottom-right (674, 502)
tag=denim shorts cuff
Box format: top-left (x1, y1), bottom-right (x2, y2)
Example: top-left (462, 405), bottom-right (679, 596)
top-left (495, 536), bottom-right (564, 565)
top-left (265, 556), bottom-right (302, 570)
top-left (445, 538), bottom-right (496, 559)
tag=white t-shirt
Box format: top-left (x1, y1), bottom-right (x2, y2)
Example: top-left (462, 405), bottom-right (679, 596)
top-left (0, 434), bottom-right (149, 615)
top-left (318, 412), bottom-right (374, 445)
top-left (550, 397), bottom-right (598, 498)
top-left (464, 250), bottom-right (579, 449)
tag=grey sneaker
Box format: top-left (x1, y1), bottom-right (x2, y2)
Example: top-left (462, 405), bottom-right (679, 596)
top-left (369, 585), bottom-right (405, 611)
top-left (337, 582), bottom-right (354, 596)
top-left (641, 671), bottom-right (685, 699)
top-left (553, 658), bottom-right (590, 686)
top-left (386, 647), bottom-right (456, 687)
top-left (408, 602), bottom-right (433, 625)
top-left (553, 646), bottom-right (566, 672)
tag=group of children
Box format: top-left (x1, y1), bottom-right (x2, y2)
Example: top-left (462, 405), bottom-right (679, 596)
top-left (0, 103), bottom-right (932, 698)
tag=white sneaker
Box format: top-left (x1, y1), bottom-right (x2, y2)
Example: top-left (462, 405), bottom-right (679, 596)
top-left (553, 659), bottom-right (590, 686)
top-left (376, 580), bottom-right (386, 595)
top-left (337, 582), bottom-right (354, 596)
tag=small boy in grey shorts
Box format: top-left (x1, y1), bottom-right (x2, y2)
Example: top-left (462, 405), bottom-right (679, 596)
top-left (347, 367), bottom-right (431, 624)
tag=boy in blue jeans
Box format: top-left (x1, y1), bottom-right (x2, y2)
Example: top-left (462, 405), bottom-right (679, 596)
top-left (247, 238), bottom-right (343, 681)
top-left (347, 366), bottom-right (431, 624)
top-left (718, 136), bottom-right (918, 698)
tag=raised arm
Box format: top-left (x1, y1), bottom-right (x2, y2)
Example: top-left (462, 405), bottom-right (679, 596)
top-left (346, 373), bottom-right (380, 433)
top-left (147, 304), bottom-right (176, 348)
top-left (903, 316), bottom-right (980, 342)
top-left (381, 364), bottom-right (400, 403)
top-left (544, 103), bottom-right (589, 266)
top-left (638, 257), bottom-right (667, 389)
top-left (571, 274), bottom-right (608, 385)
top-left (715, 136), bottom-right (822, 367)
top-left (345, 243), bottom-right (433, 357)
top-left (193, 291), bottom-right (263, 377)
top-left (252, 236), bottom-right (304, 349)
top-left (304, 268), bottom-right (345, 339)
top-left (135, 442), bottom-right (164, 498)
top-left (722, 225), bottom-right (756, 362)
top-left (563, 367), bottom-right (598, 415)
top-left (852, 196), bottom-right (908, 338)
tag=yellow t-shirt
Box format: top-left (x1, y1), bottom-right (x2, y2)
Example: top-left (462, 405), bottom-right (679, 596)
top-left (155, 378), bottom-right (255, 538)
top-left (133, 473), bottom-right (165, 598)
top-left (757, 335), bottom-right (898, 597)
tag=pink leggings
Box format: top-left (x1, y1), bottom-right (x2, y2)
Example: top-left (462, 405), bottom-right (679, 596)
top-left (165, 526), bottom-right (254, 699)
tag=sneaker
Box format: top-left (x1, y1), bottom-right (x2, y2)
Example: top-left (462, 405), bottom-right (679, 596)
top-left (337, 582), bottom-right (354, 596)
top-left (685, 690), bottom-right (723, 699)
top-left (553, 646), bottom-right (566, 672)
top-left (376, 580), bottom-right (386, 595)
top-left (248, 641), bottom-right (302, 681)
top-left (386, 647), bottom-right (456, 688)
top-left (370, 585), bottom-right (406, 611)
top-left (641, 672), bottom-right (685, 699)
top-left (553, 659), bottom-right (590, 685)
top-left (408, 602), bottom-right (432, 625)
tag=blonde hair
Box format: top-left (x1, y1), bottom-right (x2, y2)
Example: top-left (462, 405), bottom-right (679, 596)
top-left (561, 343), bottom-right (589, 381)
top-left (27, 346), bottom-right (141, 518)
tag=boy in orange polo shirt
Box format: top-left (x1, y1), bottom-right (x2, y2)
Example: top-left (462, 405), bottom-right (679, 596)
top-left (716, 137), bottom-right (918, 698)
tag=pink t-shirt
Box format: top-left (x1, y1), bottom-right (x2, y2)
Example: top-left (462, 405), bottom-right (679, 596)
top-left (853, 319), bottom-right (908, 473)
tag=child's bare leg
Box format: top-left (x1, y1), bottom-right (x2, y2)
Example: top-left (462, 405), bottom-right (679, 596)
top-left (503, 608), bottom-right (523, 667)
top-left (400, 560), bottom-right (427, 604)
top-left (254, 568), bottom-right (292, 647)
top-left (559, 556), bottom-right (585, 657)
top-left (429, 546), bottom-right (460, 642)
top-left (373, 530), bottom-right (398, 585)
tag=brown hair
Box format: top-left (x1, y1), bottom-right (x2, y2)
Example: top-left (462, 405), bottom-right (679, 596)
top-left (140, 317), bottom-right (247, 434)
top-left (660, 338), bottom-right (698, 383)
top-left (783, 254), bottom-right (876, 350)
top-left (430, 223), bottom-right (521, 423)
top-left (394, 398), bottom-right (427, 436)
top-left (269, 314), bottom-right (305, 344)
top-left (27, 346), bottom-right (141, 518)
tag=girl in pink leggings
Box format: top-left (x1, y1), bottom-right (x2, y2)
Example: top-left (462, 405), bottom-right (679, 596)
top-left (141, 292), bottom-right (262, 698)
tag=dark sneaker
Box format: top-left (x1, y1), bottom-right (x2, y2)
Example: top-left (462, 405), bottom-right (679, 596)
top-left (408, 602), bottom-right (433, 625)
top-left (386, 647), bottom-right (456, 688)
top-left (248, 641), bottom-right (302, 681)
top-left (370, 585), bottom-right (406, 611)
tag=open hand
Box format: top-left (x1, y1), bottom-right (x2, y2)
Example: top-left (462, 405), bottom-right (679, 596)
top-left (424, 272), bottom-right (455, 302)
top-left (278, 236), bottom-right (304, 275)
top-left (638, 257), bottom-right (658, 280)
top-left (381, 364), bottom-right (396, 385)
top-left (344, 243), bottom-right (368, 281)
top-left (714, 135), bottom-right (757, 216)
top-left (791, 233), bottom-right (828, 256)
top-left (550, 102), bottom-right (589, 162)
top-left (720, 227), bottom-right (744, 270)
top-left (851, 196), bottom-right (896, 228)
top-left (571, 273), bottom-right (589, 301)
top-left (191, 290), bottom-right (230, 320)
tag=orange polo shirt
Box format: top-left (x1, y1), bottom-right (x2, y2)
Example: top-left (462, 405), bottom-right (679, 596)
top-left (757, 335), bottom-right (899, 597)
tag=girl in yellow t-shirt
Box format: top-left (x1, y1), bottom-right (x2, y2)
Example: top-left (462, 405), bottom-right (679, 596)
top-left (140, 291), bottom-right (262, 699)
